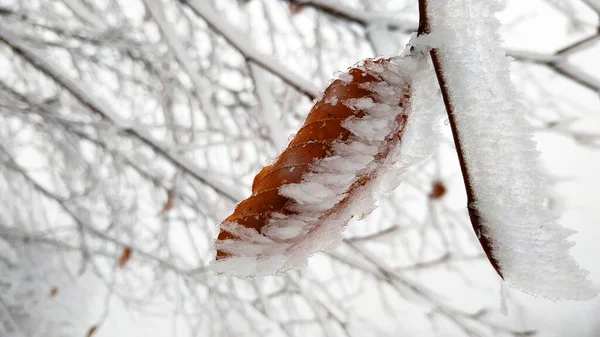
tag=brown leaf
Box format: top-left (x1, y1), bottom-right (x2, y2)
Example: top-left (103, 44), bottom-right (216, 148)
top-left (429, 181), bottom-right (446, 199)
top-left (158, 188), bottom-right (177, 215)
top-left (49, 287), bottom-right (58, 297)
top-left (118, 247), bottom-right (132, 268)
top-left (215, 58), bottom-right (411, 261)
top-left (86, 325), bottom-right (98, 337)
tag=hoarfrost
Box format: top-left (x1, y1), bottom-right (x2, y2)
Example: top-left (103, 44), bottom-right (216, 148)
top-left (425, 0), bottom-right (596, 299)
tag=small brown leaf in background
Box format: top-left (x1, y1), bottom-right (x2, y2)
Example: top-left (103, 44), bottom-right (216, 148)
top-left (86, 325), bottom-right (98, 337)
top-left (158, 188), bottom-right (176, 215)
top-left (430, 181), bottom-right (446, 200)
top-left (118, 246), bottom-right (132, 268)
top-left (49, 286), bottom-right (58, 297)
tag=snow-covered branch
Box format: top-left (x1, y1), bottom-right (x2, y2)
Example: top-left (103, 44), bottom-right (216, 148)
top-left (143, 0), bottom-right (222, 128)
top-left (249, 63), bottom-right (289, 151)
top-left (61, 0), bottom-right (107, 30)
top-left (0, 300), bottom-right (26, 337)
top-left (417, 0), bottom-right (596, 299)
top-left (179, 0), bottom-right (320, 99)
top-left (0, 24), bottom-right (244, 203)
top-left (288, 0), bottom-right (417, 32)
top-left (581, 0), bottom-right (600, 15)
top-left (507, 33), bottom-right (600, 93)
top-left (0, 146), bottom-right (202, 276)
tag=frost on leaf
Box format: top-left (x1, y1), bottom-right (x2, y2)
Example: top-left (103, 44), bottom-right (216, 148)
top-left (212, 56), bottom-right (441, 276)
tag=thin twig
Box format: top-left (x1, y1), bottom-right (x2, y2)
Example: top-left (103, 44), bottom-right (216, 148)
top-left (507, 33), bottom-right (600, 93)
top-left (287, 0), bottom-right (416, 32)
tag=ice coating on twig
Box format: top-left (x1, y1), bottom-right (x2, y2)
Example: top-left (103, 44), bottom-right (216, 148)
top-left (425, 0), bottom-right (596, 299)
top-left (212, 56), bottom-right (441, 276)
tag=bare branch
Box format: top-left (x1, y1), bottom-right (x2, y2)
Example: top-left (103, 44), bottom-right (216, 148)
top-left (0, 24), bottom-right (244, 203)
top-left (507, 33), bottom-right (600, 93)
top-left (288, 0), bottom-right (416, 32)
top-left (178, 0), bottom-right (320, 99)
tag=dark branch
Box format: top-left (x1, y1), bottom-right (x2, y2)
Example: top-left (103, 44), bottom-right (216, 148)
top-left (286, 0), bottom-right (416, 33)
top-left (417, 0), bottom-right (504, 278)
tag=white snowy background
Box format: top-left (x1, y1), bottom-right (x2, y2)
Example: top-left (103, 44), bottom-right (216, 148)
top-left (0, 0), bottom-right (599, 336)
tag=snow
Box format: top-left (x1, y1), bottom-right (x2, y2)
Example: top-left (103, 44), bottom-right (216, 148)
top-left (212, 56), bottom-right (442, 276)
top-left (390, 55), bottom-right (444, 178)
top-left (408, 30), bottom-right (451, 52)
top-left (336, 72), bottom-right (353, 85)
top-left (500, 279), bottom-right (510, 315)
top-left (505, 50), bottom-right (560, 63)
top-left (343, 115), bottom-right (393, 142)
top-left (424, 0), bottom-right (597, 299)
top-left (280, 182), bottom-right (340, 209)
top-left (209, 256), bottom-right (258, 276)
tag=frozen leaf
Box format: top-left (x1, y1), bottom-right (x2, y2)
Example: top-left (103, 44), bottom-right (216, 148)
top-left (118, 247), bottom-right (132, 268)
top-left (213, 56), bottom-right (442, 276)
top-left (429, 180), bottom-right (446, 200)
top-left (158, 188), bottom-right (177, 215)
